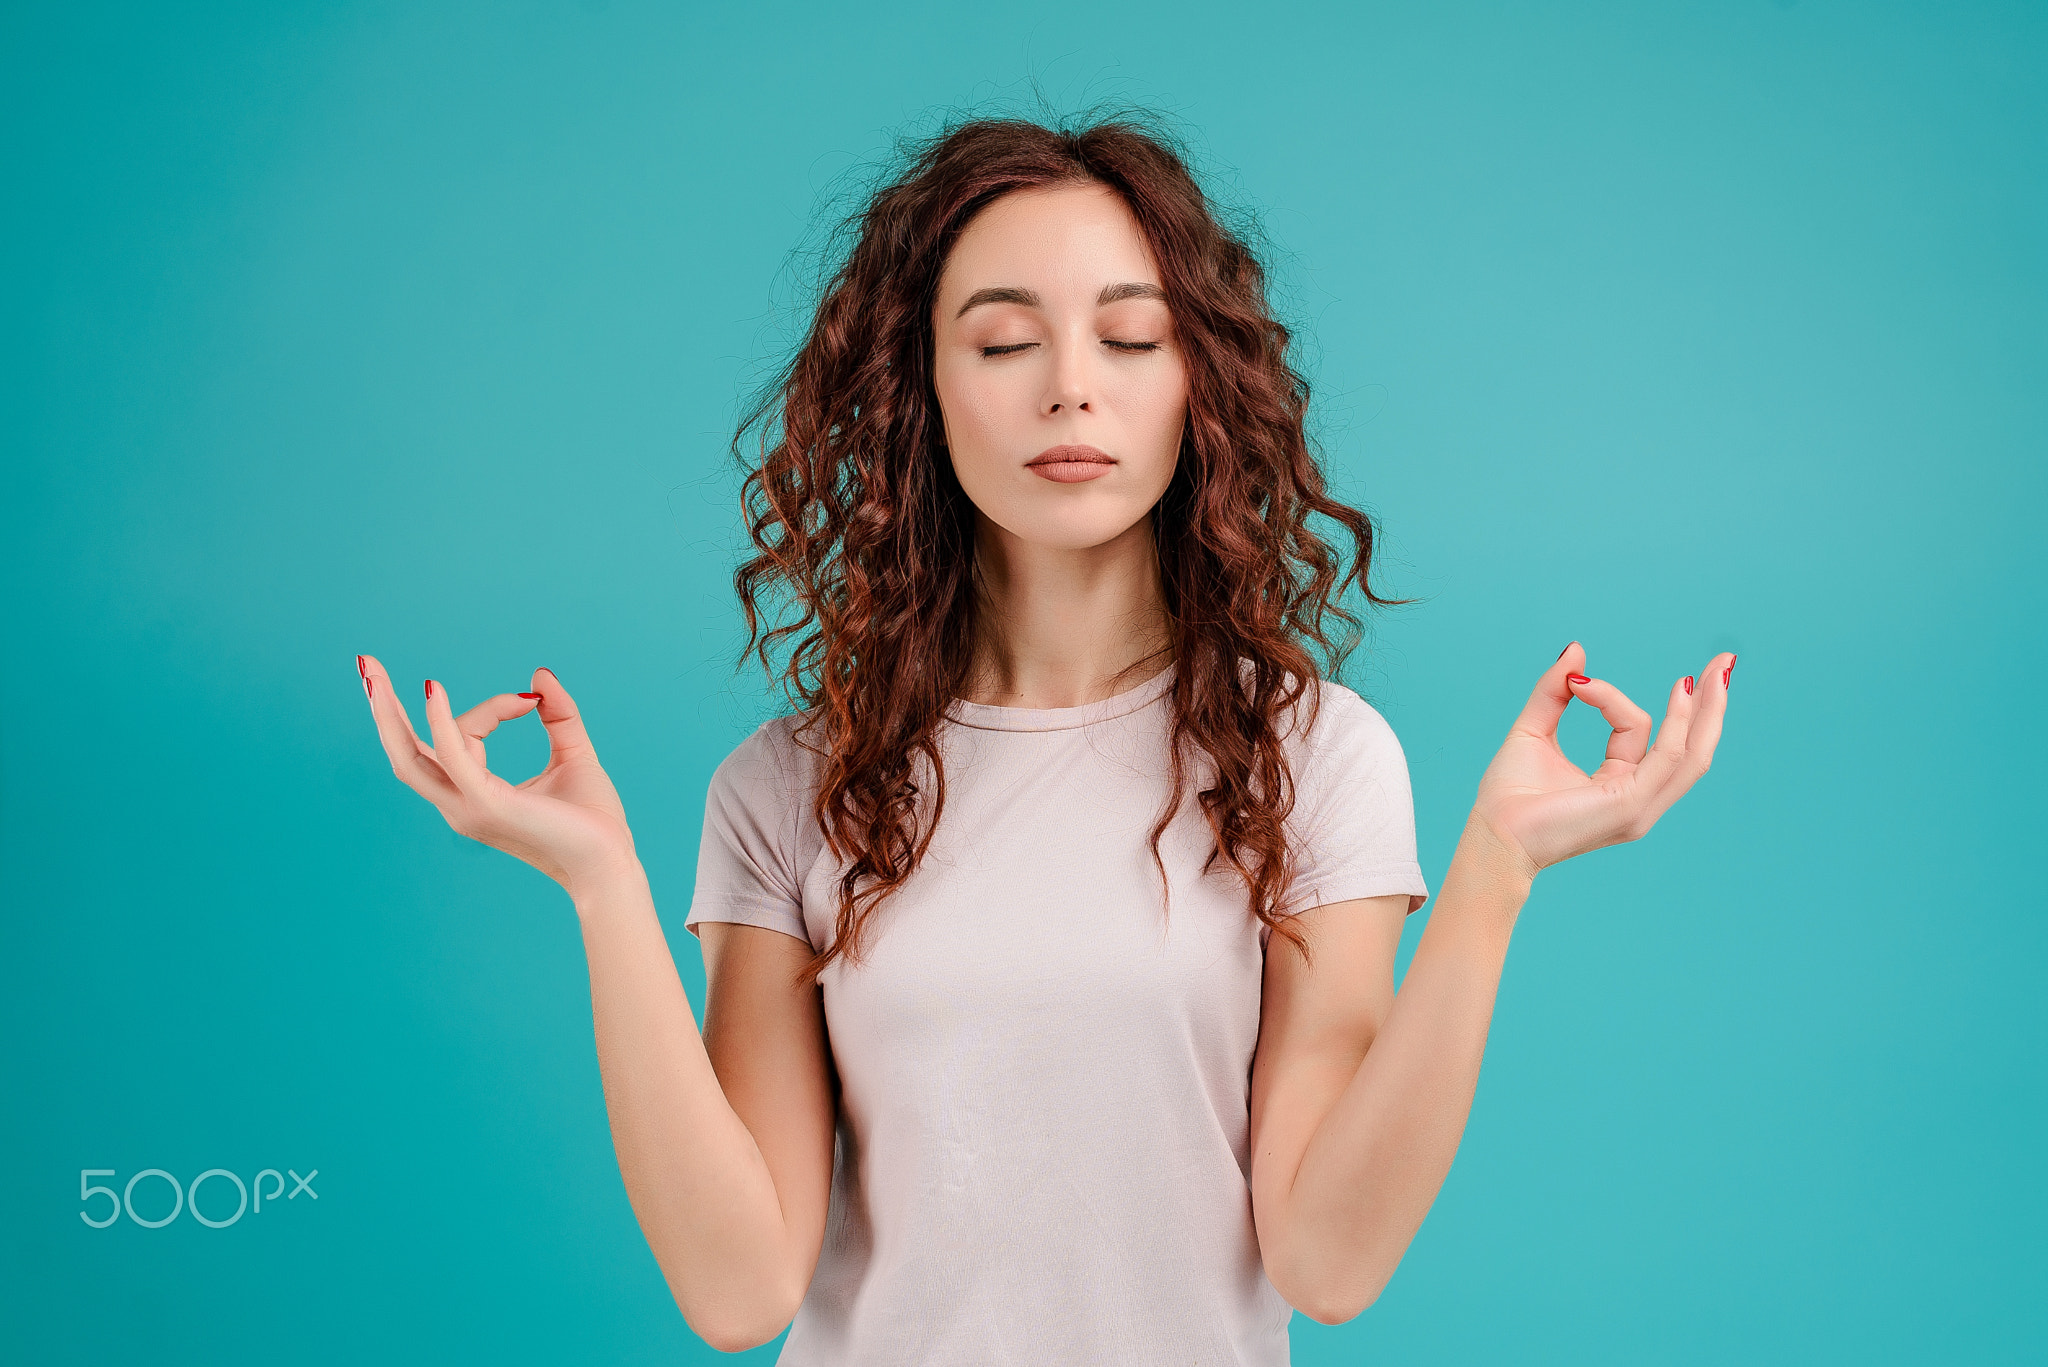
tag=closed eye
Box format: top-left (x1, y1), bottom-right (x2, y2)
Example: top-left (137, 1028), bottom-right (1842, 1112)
top-left (977, 340), bottom-right (1162, 358)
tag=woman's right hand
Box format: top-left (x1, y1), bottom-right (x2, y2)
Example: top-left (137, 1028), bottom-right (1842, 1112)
top-left (356, 655), bottom-right (638, 896)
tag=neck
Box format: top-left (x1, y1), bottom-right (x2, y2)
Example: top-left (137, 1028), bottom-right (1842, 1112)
top-left (959, 510), bottom-right (1173, 709)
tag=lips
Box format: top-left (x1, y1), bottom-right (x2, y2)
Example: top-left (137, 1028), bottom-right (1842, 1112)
top-left (1026, 444), bottom-right (1116, 483)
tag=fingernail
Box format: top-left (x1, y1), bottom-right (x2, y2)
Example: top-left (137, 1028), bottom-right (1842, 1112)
top-left (425, 679), bottom-right (434, 700)
top-left (362, 675), bottom-right (373, 700)
top-left (1556, 643), bottom-right (1573, 661)
top-left (1726, 655), bottom-right (1737, 687)
top-left (1683, 676), bottom-right (1694, 695)
top-left (1567, 673), bottom-right (1590, 685)
top-left (355, 655), bottom-right (367, 678)
top-left (518, 692), bottom-right (543, 700)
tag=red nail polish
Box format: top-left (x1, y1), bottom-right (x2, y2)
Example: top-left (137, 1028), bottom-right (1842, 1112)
top-left (1567, 673), bottom-right (1590, 685)
top-left (518, 692), bottom-right (543, 700)
top-left (356, 655), bottom-right (367, 677)
top-left (1557, 644), bottom-right (1570, 660)
top-left (1726, 655), bottom-right (1737, 687)
top-left (425, 679), bottom-right (434, 700)
top-left (1683, 676), bottom-right (1694, 695)
top-left (362, 675), bottom-right (373, 700)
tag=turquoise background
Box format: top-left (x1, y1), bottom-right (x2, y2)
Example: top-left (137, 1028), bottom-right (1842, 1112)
top-left (5, 1), bottom-right (2043, 1361)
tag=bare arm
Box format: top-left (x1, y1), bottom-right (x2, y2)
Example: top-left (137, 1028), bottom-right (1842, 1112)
top-left (1249, 827), bottom-right (1526, 1323)
top-left (577, 874), bottom-right (834, 1350)
top-left (355, 657), bottom-right (833, 1351)
top-left (1250, 644), bottom-right (1734, 1321)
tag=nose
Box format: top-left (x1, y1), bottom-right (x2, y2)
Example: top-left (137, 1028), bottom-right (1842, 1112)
top-left (1042, 335), bottom-right (1094, 417)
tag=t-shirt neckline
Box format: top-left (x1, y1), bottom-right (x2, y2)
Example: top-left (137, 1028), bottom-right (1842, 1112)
top-left (944, 663), bottom-right (1176, 733)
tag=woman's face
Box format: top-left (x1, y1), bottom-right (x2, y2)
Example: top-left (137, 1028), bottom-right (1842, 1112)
top-left (930, 182), bottom-right (1188, 554)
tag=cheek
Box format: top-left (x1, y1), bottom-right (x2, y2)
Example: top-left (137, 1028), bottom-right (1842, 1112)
top-left (1116, 365), bottom-right (1190, 453)
top-left (934, 362), bottom-right (1014, 453)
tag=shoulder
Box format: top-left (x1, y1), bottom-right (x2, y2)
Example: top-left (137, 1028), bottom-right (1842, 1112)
top-left (1278, 675), bottom-right (1406, 762)
top-left (691, 711), bottom-right (831, 939)
top-left (704, 709), bottom-right (830, 829)
top-left (1276, 676), bottom-right (1416, 825)
top-left (1272, 676), bottom-right (1428, 911)
top-left (712, 709), bottom-right (824, 785)
top-left (695, 710), bottom-right (832, 900)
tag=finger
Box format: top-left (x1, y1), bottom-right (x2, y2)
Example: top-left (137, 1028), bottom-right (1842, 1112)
top-left (1636, 653), bottom-right (1734, 825)
top-left (1566, 673), bottom-right (1655, 768)
top-left (1508, 641), bottom-right (1586, 741)
top-left (357, 654), bottom-right (458, 802)
top-left (455, 693), bottom-right (543, 743)
top-left (1680, 651), bottom-right (1735, 774)
top-left (528, 667), bottom-right (599, 762)
top-left (422, 677), bottom-right (491, 796)
top-left (1633, 672), bottom-right (1699, 801)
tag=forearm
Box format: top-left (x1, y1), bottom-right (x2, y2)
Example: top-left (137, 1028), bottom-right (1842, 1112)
top-left (572, 863), bottom-right (804, 1346)
top-left (1278, 814), bottom-right (1534, 1321)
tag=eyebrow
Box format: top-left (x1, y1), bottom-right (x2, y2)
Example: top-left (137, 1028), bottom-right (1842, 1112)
top-left (954, 281), bottom-right (1167, 318)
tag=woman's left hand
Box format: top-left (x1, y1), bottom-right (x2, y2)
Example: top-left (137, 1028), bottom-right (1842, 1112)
top-left (1472, 642), bottom-right (1735, 876)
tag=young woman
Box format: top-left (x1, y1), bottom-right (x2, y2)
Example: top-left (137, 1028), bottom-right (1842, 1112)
top-left (357, 115), bottom-right (1732, 1363)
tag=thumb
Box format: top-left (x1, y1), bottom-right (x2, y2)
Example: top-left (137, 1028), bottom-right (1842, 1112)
top-left (529, 667), bottom-right (599, 761)
top-left (1508, 641), bottom-right (1584, 741)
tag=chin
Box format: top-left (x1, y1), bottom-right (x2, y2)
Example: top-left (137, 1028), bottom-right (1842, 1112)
top-left (998, 507), bottom-right (1151, 553)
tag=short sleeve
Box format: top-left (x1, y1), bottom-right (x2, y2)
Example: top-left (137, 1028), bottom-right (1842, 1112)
top-left (1282, 682), bottom-right (1430, 916)
top-left (683, 718), bottom-right (819, 948)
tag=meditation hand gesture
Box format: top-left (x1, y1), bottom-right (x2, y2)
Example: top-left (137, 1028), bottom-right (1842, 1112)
top-left (355, 655), bottom-right (637, 894)
top-left (1473, 641), bottom-right (1735, 877)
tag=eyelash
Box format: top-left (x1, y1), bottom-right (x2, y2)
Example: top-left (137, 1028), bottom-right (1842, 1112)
top-left (979, 341), bottom-right (1160, 357)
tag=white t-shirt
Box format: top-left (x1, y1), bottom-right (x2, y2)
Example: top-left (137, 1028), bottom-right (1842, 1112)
top-left (684, 663), bottom-right (1429, 1365)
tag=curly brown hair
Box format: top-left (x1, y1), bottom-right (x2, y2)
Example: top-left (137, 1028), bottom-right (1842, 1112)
top-left (732, 113), bottom-right (1401, 987)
